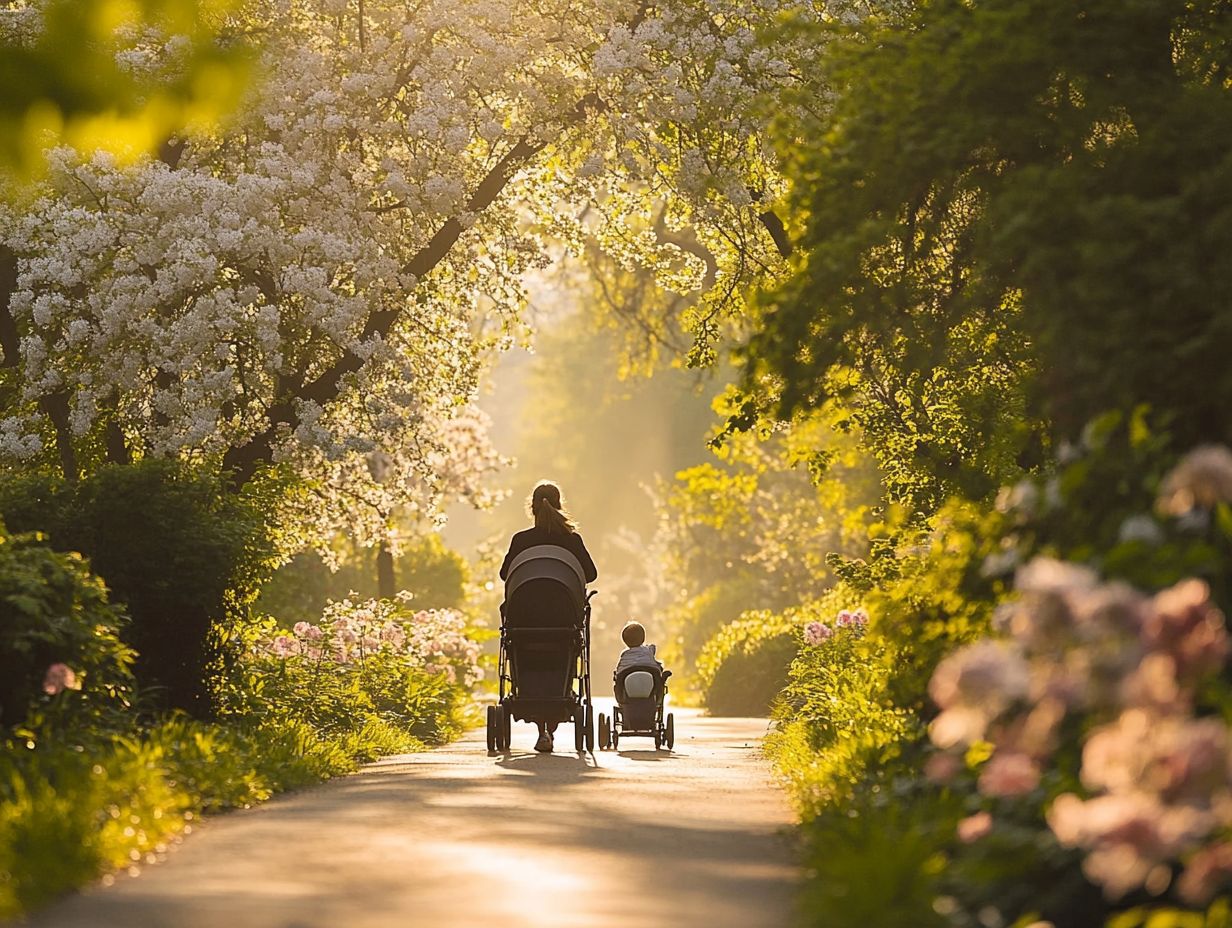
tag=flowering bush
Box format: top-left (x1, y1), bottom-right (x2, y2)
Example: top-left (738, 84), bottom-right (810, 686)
top-left (265, 596), bottom-right (481, 686)
top-left (770, 594), bottom-right (913, 814)
top-left (219, 595), bottom-right (480, 745)
top-left (929, 563), bottom-right (1232, 906)
top-left (897, 437), bottom-right (1232, 925)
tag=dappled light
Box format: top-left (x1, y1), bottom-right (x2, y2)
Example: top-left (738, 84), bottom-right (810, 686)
top-left (2, 0), bottom-right (1231, 925)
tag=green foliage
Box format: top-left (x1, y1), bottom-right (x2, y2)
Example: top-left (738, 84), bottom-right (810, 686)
top-left (864, 501), bottom-right (1006, 713)
top-left (257, 532), bottom-right (469, 623)
top-left (990, 409), bottom-right (1232, 603)
top-left (654, 404), bottom-right (880, 676)
top-left (795, 782), bottom-right (961, 928)
top-left (0, 0), bottom-right (249, 176)
top-left (0, 716), bottom-right (360, 920)
top-left (751, 0), bottom-right (1232, 497)
top-left (0, 523), bottom-right (133, 731)
top-left (1108, 902), bottom-right (1232, 928)
top-left (0, 460), bottom-right (283, 717)
top-left (696, 610), bottom-right (798, 716)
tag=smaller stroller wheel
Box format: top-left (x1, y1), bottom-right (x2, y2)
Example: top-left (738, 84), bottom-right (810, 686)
top-left (611, 717), bottom-right (620, 750)
top-left (486, 705), bottom-right (497, 752)
top-left (666, 713), bottom-right (675, 750)
top-left (654, 724), bottom-right (663, 749)
top-left (598, 713), bottom-right (609, 750)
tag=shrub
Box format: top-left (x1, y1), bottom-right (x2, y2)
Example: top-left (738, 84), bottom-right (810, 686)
top-left (796, 781), bottom-right (962, 928)
top-left (0, 716), bottom-right (357, 920)
top-left (697, 610), bottom-right (799, 715)
top-left (0, 524), bottom-right (133, 731)
top-left (217, 596), bottom-right (480, 746)
top-left (0, 461), bottom-right (282, 717)
top-left (767, 595), bottom-right (917, 813)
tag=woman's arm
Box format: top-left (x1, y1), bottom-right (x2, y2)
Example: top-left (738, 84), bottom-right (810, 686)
top-left (574, 533), bottom-right (598, 583)
top-left (498, 537), bottom-right (517, 580)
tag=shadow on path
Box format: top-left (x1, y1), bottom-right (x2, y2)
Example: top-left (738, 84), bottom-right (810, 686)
top-left (31, 709), bottom-right (797, 928)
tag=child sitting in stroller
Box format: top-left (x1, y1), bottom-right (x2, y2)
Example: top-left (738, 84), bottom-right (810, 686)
top-left (616, 621), bottom-right (664, 676)
top-left (599, 621), bottom-right (675, 750)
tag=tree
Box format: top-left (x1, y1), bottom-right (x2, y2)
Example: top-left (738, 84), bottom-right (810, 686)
top-left (746, 0), bottom-right (1232, 508)
top-left (0, 0), bottom-right (833, 546)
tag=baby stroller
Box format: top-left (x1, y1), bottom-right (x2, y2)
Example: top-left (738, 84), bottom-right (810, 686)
top-left (597, 665), bottom-right (674, 750)
top-left (486, 544), bottom-right (596, 752)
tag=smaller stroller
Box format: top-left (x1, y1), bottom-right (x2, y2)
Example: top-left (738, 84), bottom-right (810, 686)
top-left (597, 664), bottom-right (674, 750)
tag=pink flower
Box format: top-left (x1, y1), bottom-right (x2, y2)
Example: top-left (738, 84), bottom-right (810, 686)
top-left (293, 621), bottom-right (312, 637)
top-left (1144, 579), bottom-right (1228, 682)
top-left (957, 811), bottom-right (993, 844)
top-left (929, 641), bottom-right (1029, 711)
top-left (924, 752), bottom-right (962, 784)
top-left (42, 663), bottom-right (80, 695)
top-left (1178, 843), bottom-right (1232, 905)
top-left (835, 610), bottom-right (855, 627)
top-left (304, 624), bottom-right (323, 641)
top-left (1158, 445), bottom-right (1232, 515)
top-left (1048, 792), bottom-right (1210, 899)
top-left (978, 752), bottom-right (1041, 797)
top-left (803, 621), bottom-right (832, 645)
top-left (270, 635), bottom-right (295, 658)
top-left (930, 707), bottom-right (991, 749)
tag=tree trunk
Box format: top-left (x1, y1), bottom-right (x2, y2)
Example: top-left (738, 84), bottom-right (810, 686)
top-left (39, 391), bottom-right (78, 483)
top-left (377, 540), bottom-right (396, 599)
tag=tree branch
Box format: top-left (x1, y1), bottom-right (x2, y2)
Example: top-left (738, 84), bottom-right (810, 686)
top-left (222, 93), bottom-right (603, 486)
top-left (757, 209), bottom-right (792, 258)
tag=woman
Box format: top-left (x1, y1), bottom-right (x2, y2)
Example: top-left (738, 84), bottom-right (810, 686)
top-left (500, 480), bottom-right (597, 753)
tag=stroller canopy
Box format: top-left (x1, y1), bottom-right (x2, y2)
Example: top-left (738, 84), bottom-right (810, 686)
top-left (504, 545), bottom-right (588, 627)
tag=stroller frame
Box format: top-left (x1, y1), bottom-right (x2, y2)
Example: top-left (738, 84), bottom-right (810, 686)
top-left (598, 665), bottom-right (674, 751)
top-left (486, 545), bottom-right (596, 753)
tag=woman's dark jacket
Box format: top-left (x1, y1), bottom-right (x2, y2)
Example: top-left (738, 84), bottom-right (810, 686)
top-left (499, 527), bottom-right (598, 583)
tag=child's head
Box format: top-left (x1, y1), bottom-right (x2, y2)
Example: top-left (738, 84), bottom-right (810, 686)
top-left (621, 621), bottom-right (646, 647)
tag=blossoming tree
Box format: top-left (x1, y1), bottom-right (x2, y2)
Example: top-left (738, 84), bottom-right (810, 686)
top-left (0, 0), bottom-right (849, 546)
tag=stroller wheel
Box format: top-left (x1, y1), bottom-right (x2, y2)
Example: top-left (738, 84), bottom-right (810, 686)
top-left (585, 703), bottom-right (595, 753)
top-left (597, 713), bottom-right (607, 750)
top-left (485, 705), bottom-right (497, 752)
top-left (654, 724), bottom-right (663, 750)
top-left (666, 712), bottom-right (675, 750)
top-left (573, 707), bottom-right (585, 752)
top-left (494, 704), bottom-right (510, 751)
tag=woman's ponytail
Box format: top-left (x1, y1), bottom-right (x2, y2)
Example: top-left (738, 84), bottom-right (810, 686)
top-left (529, 481), bottom-right (577, 535)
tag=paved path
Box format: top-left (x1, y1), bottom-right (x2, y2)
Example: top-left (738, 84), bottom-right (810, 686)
top-left (30, 704), bottom-right (798, 928)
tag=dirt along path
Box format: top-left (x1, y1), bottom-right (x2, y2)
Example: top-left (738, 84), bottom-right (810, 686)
top-left (30, 703), bottom-right (799, 928)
